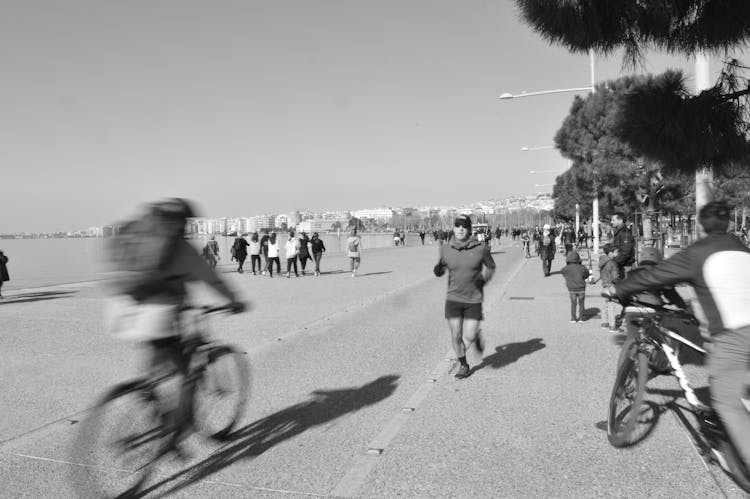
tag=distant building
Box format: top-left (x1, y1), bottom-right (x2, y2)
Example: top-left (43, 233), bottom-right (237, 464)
top-left (352, 208), bottom-right (393, 222)
top-left (248, 215), bottom-right (274, 233)
top-left (296, 218), bottom-right (340, 233)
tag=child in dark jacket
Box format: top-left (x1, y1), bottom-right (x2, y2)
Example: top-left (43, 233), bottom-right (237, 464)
top-left (599, 244), bottom-right (621, 332)
top-left (561, 250), bottom-right (590, 322)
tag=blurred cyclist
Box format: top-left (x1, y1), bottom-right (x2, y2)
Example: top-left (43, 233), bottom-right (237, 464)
top-left (605, 201), bottom-right (750, 466)
top-left (111, 198), bottom-right (246, 449)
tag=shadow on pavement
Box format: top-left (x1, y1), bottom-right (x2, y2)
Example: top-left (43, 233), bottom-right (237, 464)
top-left (357, 271), bottom-right (393, 277)
top-left (0, 290), bottom-right (77, 305)
top-left (151, 374), bottom-right (400, 496)
top-left (583, 307), bottom-right (601, 320)
top-left (471, 338), bottom-right (546, 374)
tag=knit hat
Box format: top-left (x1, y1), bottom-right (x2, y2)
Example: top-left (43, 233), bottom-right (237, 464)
top-left (566, 250), bottom-right (581, 263)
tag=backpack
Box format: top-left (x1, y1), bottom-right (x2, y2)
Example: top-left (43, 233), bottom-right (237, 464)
top-left (108, 212), bottom-right (179, 289)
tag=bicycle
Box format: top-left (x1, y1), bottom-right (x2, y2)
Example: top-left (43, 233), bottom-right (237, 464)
top-left (605, 295), bottom-right (750, 492)
top-left (71, 304), bottom-right (251, 498)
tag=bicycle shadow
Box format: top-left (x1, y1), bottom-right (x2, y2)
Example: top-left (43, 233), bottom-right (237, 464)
top-left (150, 374), bottom-right (400, 496)
top-left (0, 290), bottom-right (77, 305)
top-left (470, 338), bottom-right (546, 375)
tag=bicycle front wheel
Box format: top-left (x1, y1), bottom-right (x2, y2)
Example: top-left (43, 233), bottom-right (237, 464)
top-left (70, 380), bottom-right (163, 498)
top-left (608, 340), bottom-right (649, 447)
top-left (195, 345), bottom-right (251, 441)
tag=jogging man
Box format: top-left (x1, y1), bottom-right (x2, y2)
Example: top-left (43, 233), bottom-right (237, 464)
top-left (434, 215), bottom-right (496, 379)
top-left (605, 201), bottom-right (750, 466)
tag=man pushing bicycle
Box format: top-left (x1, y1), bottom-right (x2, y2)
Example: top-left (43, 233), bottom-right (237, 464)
top-left (604, 201), bottom-right (750, 468)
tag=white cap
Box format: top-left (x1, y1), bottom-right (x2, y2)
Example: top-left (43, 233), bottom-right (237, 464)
top-left (543, 224), bottom-right (551, 230)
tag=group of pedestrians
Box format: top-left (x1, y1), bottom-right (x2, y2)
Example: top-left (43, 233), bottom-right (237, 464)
top-left (207, 229), bottom-right (366, 278)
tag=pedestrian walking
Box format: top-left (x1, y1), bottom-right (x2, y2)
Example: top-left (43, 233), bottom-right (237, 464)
top-left (611, 212), bottom-right (635, 279)
top-left (231, 235), bottom-right (249, 273)
top-left (202, 236), bottom-right (220, 269)
top-left (249, 232), bottom-right (262, 275)
top-left (393, 230), bottom-right (400, 247)
top-left (0, 250), bottom-right (8, 298)
top-left (598, 244), bottom-right (621, 332)
top-left (267, 233), bottom-right (281, 277)
top-left (260, 229), bottom-right (270, 275)
top-left (561, 249), bottom-right (590, 323)
top-left (539, 224), bottom-right (556, 277)
top-left (433, 215), bottom-right (496, 379)
top-left (297, 231), bottom-right (311, 275)
top-left (347, 228), bottom-right (362, 277)
top-left (419, 230), bottom-right (426, 245)
top-left (310, 232), bottom-right (326, 276)
top-left (285, 231), bottom-right (300, 278)
top-left (399, 230), bottom-right (406, 246)
top-left (561, 224), bottom-right (576, 256)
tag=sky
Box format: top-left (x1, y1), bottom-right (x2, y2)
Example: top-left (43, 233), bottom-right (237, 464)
top-left (1, 0), bottom-right (741, 233)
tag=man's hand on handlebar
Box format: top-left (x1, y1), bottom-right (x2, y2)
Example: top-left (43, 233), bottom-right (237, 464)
top-left (601, 286), bottom-right (618, 300)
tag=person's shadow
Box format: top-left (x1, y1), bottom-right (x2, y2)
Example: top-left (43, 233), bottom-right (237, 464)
top-left (148, 374), bottom-right (400, 496)
top-left (471, 338), bottom-right (546, 374)
top-left (0, 290), bottom-right (77, 305)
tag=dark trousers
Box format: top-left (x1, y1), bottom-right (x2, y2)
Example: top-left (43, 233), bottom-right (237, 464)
top-left (236, 254), bottom-right (247, 271)
top-left (313, 252), bottom-right (323, 272)
top-left (569, 291), bottom-right (585, 320)
top-left (542, 258), bottom-right (552, 276)
top-left (298, 253), bottom-right (310, 271)
top-left (286, 257), bottom-right (298, 276)
top-left (268, 257), bottom-right (280, 276)
top-left (251, 254), bottom-right (261, 272)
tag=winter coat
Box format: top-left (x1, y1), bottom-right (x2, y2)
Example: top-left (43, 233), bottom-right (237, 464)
top-left (561, 251), bottom-right (590, 292)
top-left (0, 252), bottom-right (9, 282)
top-left (599, 255), bottom-right (620, 287)
top-left (538, 230), bottom-right (556, 260)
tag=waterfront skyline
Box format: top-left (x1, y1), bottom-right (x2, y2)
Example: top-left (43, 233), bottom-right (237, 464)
top-left (2, 1), bottom-right (740, 233)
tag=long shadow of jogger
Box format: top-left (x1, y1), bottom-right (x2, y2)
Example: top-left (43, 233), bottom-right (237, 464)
top-left (470, 338), bottom-right (546, 375)
top-left (152, 374), bottom-right (401, 496)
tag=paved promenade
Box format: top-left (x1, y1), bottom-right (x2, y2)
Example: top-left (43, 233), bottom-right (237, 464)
top-left (0, 240), bottom-right (746, 497)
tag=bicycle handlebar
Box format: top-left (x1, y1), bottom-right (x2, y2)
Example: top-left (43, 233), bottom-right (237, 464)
top-left (602, 292), bottom-right (698, 324)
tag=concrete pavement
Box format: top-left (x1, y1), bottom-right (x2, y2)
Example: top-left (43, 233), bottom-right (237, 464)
top-left (0, 239), bottom-right (746, 497)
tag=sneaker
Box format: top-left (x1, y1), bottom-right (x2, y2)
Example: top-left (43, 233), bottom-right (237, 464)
top-left (569, 320), bottom-right (577, 323)
top-left (475, 329), bottom-right (485, 354)
top-left (286, 273), bottom-right (290, 279)
top-left (351, 272), bottom-right (356, 277)
top-left (609, 329), bottom-right (619, 334)
top-left (455, 365), bottom-right (471, 379)
top-left (600, 323), bottom-right (610, 330)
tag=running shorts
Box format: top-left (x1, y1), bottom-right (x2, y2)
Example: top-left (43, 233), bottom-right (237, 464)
top-left (444, 300), bottom-right (483, 320)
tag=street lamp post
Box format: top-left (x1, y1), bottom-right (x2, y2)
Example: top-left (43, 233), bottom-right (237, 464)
top-left (502, 49), bottom-right (599, 258)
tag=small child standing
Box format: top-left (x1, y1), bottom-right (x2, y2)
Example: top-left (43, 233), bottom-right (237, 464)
top-left (599, 244), bottom-right (621, 333)
top-left (561, 250), bottom-right (590, 323)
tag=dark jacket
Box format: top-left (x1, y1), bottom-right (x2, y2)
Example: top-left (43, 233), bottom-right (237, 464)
top-left (598, 254), bottom-right (619, 287)
top-left (561, 251), bottom-right (589, 292)
top-left (0, 252), bottom-right (9, 282)
top-left (612, 225), bottom-right (635, 266)
top-left (298, 234), bottom-right (311, 257)
top-left (539, 230), bottom-right (556, 260)
top-left (310, 238), bottom-right (326, 254)
top-left (232, 237), bottom-right (249, 258)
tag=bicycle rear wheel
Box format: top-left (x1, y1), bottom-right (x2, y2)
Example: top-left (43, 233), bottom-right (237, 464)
top-left (71, 380), bottom-right (164, 498)
top-left (608, 340), bottom-right (649, 447)
top-left (195, 345), bottom-right (251, 441)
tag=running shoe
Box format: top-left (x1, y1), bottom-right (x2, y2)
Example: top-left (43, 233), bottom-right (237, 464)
top-left (454, 365), bottom-right (471, 379)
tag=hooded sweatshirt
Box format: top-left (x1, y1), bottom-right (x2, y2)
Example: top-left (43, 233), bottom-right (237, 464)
top-left (437, 236), bottom-right (496, 303)
top-left (561, 250), bottom-right (590, 292)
